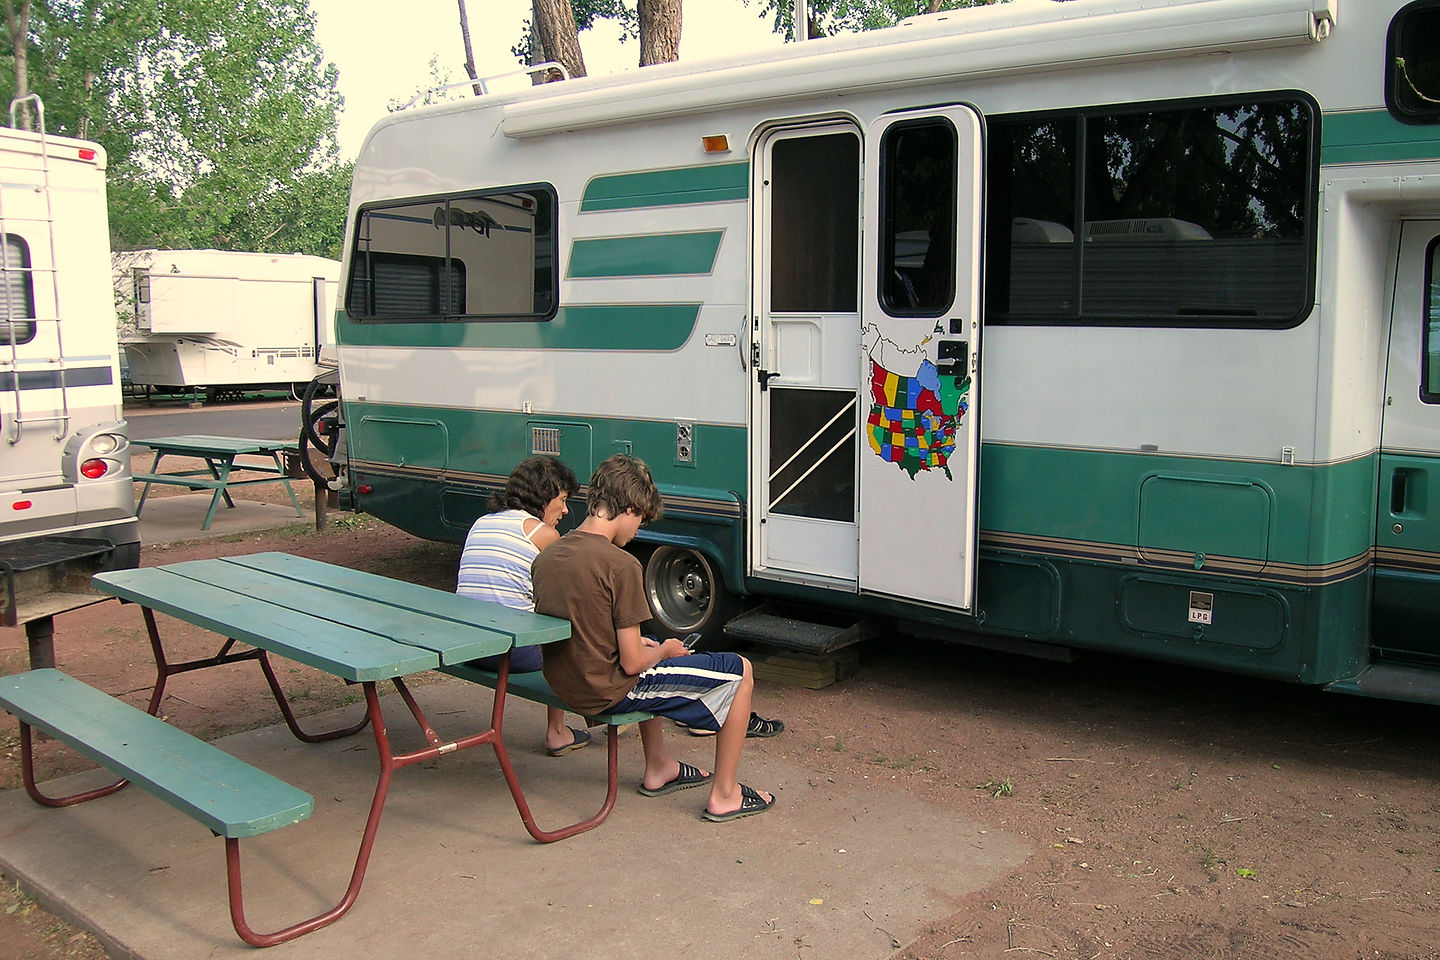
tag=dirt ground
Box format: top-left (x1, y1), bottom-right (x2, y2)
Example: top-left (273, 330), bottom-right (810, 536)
top-left (2, 479), bottom-right (1439, 959)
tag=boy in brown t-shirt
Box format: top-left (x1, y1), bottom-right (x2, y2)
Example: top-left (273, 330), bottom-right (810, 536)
top-left (533, 454), bottom-right (775, 821)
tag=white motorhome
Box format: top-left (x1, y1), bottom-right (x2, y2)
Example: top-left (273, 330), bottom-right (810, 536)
top-left (0, 97), bottom-right (138, 640)
top-left (331, 0), bottom-right (1440, 703)
top-left (121, 249), bottom-right (339, 400)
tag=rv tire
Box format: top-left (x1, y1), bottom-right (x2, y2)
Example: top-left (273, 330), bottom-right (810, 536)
top-left (642, 545), bottom-right (733, 642)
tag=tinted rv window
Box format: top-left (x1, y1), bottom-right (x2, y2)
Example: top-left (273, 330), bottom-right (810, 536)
top-left (1388, 1), bottom-right (1440, 124)
top-left (347, 187), bottom-right (556, 321)
top-left (1423, 237), bottom-right (1440, 402)
top-left (879, 119), bottom-right (957, 316)
top-left (0, 235), bottom-right (35, 345)
top-left (987, 95), bottom-right (1316, 327)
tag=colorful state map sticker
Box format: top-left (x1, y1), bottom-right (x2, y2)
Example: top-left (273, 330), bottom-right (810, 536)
top-left (866, 357), bottom-right (970, 480)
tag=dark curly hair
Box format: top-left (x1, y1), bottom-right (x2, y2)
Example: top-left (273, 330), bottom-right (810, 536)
top-left (488, 455), bottom-right (580, 519)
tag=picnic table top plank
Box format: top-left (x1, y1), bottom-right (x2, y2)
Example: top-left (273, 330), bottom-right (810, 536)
top-left (0, 669), bottom-right (313, 838)
top-left (226, 553), bottom-right (571, 647)
top-left (93, 568), bottom-right (438, 681)
top-left (162, 559), bottom-right (513, 665)
top-left (139, 436), bottom-right (298, 456)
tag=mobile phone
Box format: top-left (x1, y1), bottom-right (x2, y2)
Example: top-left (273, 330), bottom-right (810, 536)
top-left (682, 632), bottom-right (701, 650)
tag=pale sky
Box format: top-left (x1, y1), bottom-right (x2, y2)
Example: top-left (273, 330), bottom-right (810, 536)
top-left (308, 0), bottom-right (786, 160)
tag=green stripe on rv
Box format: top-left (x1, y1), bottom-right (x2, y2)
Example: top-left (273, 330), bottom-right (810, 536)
top-left (344, 402), bottom-right (748, 492)
top-left (579, 162), bottom-right (749, 212)
top-left (978, 445), bottom-right (1376, 568)
top-left (337, 303), bottom-right (700, 350)
top-left (343, 402), bottom-right (1380, 570)
top-left (568, 231), bottom-right (724, 278)
top-left (1321, 110), bottom-right (1440, 165)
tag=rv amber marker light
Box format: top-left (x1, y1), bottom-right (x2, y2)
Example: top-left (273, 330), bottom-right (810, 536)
top-left (701, 135), bottom-right (730, 153)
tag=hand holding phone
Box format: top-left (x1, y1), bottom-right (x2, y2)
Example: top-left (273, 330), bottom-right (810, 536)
top-left (681, 632), bottom-right (701, 650)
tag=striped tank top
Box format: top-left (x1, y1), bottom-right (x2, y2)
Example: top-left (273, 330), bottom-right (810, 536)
top-left (456, 509), bottom-right (542, 612)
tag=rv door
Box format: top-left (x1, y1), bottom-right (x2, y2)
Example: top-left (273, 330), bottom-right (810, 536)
top-left (857, 105), bottom-right (983, 611)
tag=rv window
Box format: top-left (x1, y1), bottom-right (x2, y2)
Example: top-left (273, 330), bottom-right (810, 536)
top-left (0, 235), bottom-right (36, 345)
top-left (878, 119), bottom-right (957, 317)
top-left (1423, 237), bottom-right (1440, 403)
top-left (987, 94), bottom-right (1316, 327)
top-left (346, 187), bottom-right (556, 321)
top-left (769, 132), bottom-right (859, 313)
top-left (1388, 1), bottom-right (1440, 124)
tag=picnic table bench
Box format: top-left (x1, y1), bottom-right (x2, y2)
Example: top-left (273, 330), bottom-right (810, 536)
top-left (134, 435), bottom-right (304, 530)
top-left (0, 552), bottom-right (653, 947)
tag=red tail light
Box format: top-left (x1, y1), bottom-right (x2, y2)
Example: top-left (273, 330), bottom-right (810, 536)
top-left (11, 500), bottom-right (31, 510)
top-left (78, 148), bottom-right (96, 161)
top-left (81, 459), bottom-right (108, 479)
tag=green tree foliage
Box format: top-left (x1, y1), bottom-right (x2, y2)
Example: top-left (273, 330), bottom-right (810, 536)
top-left (0, 0), bottom-right (348, 258)
top-left (749, 0), bottom-right (1003, 39)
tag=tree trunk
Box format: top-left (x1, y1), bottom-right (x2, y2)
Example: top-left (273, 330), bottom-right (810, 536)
top-left (638, 0), bottom-right (682, 67)
top-left (456, 0), bottom-right (482, 96)
top-left (3, 0), bottom-right (32, 130)
top-left (531, 0), bottom-right (586, 81)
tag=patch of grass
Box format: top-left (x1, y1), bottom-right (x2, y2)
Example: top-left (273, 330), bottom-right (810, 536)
top-left (977, 777), bottom-right (1013, 798)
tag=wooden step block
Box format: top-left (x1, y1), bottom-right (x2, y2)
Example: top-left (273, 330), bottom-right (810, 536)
top-left (752, 647), bottom-right (860, 689)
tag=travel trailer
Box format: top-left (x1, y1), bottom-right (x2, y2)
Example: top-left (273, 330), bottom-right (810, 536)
top-left (0, 97), bottom-right (139, 637)
top-left (121, 249), bottom-right (339, 400)
top-left (328, 0), bottom-right (1440, 703)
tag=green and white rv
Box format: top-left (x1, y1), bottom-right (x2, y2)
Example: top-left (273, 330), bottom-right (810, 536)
top-left (330, 0), bottom-right (1440, 703)
top-left (1, 97), bottom-right (139, 641)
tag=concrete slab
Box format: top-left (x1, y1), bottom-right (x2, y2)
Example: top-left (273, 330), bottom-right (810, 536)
top-left (137, 493), bottom-right (307, 547)
top-left (0, 683), bottom-right (1029, 959)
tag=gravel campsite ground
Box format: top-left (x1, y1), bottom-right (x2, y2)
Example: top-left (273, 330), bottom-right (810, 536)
top-left (1, 473), bottom-right (1437, 959)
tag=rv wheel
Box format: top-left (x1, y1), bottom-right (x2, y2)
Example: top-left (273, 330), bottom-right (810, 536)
top-left (643, 545), bottom-right (732, 640)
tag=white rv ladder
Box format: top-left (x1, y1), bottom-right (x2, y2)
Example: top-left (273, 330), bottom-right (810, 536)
top-left (2, 94), bottom-right (70, 444)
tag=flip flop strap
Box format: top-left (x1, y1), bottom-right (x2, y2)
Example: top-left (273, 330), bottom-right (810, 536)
top-left (747, 713), bottom-right (779, 734)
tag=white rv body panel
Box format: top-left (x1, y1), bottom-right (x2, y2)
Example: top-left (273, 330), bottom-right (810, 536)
top-left (0, 120), bottom-right (138, 571)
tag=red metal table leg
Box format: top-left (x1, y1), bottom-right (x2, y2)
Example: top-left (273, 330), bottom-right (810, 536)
top-left (16, 722), bottom-right (128, 806)
top-left (224, 681), bottom-right (392, 947)
top-left (482, 655), bottom-right (622, 843)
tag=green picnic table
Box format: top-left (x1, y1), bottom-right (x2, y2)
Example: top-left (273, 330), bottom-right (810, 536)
top-left (83, 552), bottom-right (584, 944)
top-left (133, 435), bottom-right (304, 530)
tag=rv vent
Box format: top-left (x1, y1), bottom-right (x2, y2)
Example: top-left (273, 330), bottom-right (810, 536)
top-left (531, 426), bottom-right (561, 455)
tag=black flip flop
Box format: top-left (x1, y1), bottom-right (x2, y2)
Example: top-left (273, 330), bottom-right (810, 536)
top-left (702, 783), bottom-right (775, 822)
top-left (745, 713), bottom-right (784, 738)
top-left (638, 760), bottom-right (712, 796)
top-left (545, 726), bottom-right (592, 757)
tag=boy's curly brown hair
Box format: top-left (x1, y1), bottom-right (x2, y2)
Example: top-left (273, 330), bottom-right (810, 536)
top-left (585, 454), bottom-right (663, 524)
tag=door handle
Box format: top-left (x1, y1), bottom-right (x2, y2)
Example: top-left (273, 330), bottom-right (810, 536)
top-left (758, 369), bottom-right (781, 391)
top-left (936, 339), bottom-right (968, 379)
top-left (1391, 469), bottom-right (1408, 516)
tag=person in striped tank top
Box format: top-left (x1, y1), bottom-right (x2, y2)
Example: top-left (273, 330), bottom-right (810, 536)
top-left (457, 455), bottom-right (588, 757)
